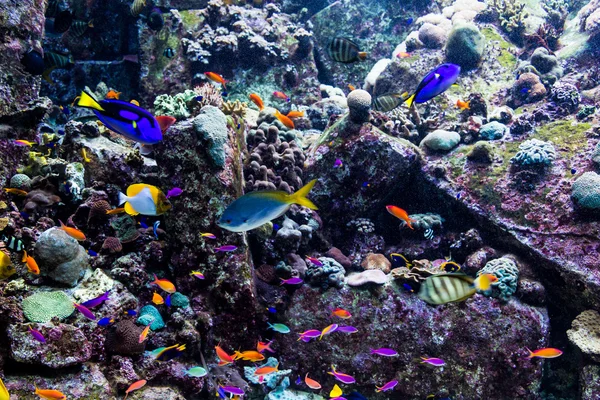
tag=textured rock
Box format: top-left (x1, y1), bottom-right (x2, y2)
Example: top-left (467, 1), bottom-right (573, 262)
top-left (445, 22), bottom-right (486, 69)
top-left (347, 90), bottom-right (371, 123)
top-left (419, 23), bottom-right (448, 49)
top-left (193, 106), bottom-right (229, 168)
top-left (137, 305), bottom-right (165, 330)
top-left (34, 227), bottom-right (89, 286)
top-left (567, 310), bottom-right (600, 361)
top-left (479, 121), bottom-right (509, 140)
top-left (106, 320), bottom-right (146, 355)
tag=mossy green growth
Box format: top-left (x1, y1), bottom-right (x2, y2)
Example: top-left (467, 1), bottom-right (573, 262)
top-left (180, 10), bottom-right (203, 27)
top-left (22, 291), bottom-right (75, 323)
top-left (534, 120), bottom-right (591, 157)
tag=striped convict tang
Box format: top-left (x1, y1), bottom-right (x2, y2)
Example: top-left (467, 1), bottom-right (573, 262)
top-left (418, 273), bottom-right (478, 305)
top-left (326, 37), bottom-right (367, 63)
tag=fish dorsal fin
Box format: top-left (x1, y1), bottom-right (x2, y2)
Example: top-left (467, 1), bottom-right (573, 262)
top-left (434, 273), bottom-right (474, 285)
top-left (126, 184), bottom-right (157, 198)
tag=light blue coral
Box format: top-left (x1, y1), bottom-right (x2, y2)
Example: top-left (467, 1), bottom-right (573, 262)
top-left (477, 257), bottom-right (519, 301)
top-left (137, 305), bottom-right (165, 330)
top-left (244, 357), bottom-right (291, 389)
top-left (572, 172), bottom-right (600, 209)
top-left (510, 139), bottom-right (556, 167)
top-left (193, 106), bottom-right (228, 168)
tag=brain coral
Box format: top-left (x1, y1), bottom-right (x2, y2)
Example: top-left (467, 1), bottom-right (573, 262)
top-left (510, 139), bottom-right (556, 167)
top-left (477, 257), bottom-right (519, 301)
top-left (572, 172), bottom-right (600, 210)
top-left (567, 310), bottom-right (600, 360)
top-left (22, 291), bottom-right (75, 323)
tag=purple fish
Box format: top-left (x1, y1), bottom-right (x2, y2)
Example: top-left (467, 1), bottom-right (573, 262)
top-left (28, 326), bottom-right (46, 343)
top-left (88, 249), bottom-right (98, 257)
top-left (421, 357), bottom-right (445, 366)
top-left (81, 290), bottom-right (110, 308)
top-left (376, 379), bottom-right (398, 393)
top-left (74, 303), bottom-right (96, 320)
top-left (328, 365), bottom-right (355, 384)
top-left (280, 277), bottom-right (304, 285)
top-left (295, 376), bottom-right (302, 385)
top-left (371, 348), bottom-right (398, 357)
top-left (333, 159), bottom-right (343, 168)
top-left (166, 187), bottom-right (183, 199)
top-left (220, 386), bottom-right (244, 396)
top-left (298, 329), bottom-right (321, 341)
top-left (305, 257), bottom-right (323, 267)
top-left (337, 326), bottom-right (358, 334)
top-left (215, 245), bottom-right (237, 252)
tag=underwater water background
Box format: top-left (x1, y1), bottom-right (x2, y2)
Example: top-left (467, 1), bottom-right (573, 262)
top-left (2, 0), bottom-right (600, 398)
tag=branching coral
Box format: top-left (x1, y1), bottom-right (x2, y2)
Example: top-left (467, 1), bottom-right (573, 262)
top-left (485, 0), bottom-right (529, 44)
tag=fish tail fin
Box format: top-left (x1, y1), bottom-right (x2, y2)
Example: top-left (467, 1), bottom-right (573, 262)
top-left (77, 91), bottom-right (105, 112)
top-left (267, 322), bottom-right (273, 330)
top-left (88, 19), bottom-right (94, 27)
top-left (22, 250), bottom-right (27, 263)
top-left (405, 94), bottom-right (416, 108)
top-left (287, 179), bottom-right (318, 210)
top-left (358, 52), bottom-right (368, 60)
top-left (407, 218), bottom-right (415, 230)
top-left (526, 347), bottom-right (534, 359)
top-left (118, 192), bottom-right (129, 206)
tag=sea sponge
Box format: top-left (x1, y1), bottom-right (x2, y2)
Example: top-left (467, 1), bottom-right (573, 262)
top-left (572, 172), bottom-right (600, 210)
top-left (22, 291), bottom-right (75, 323)
top-left (510, 139), bottom-right (556, 167)
top-left (477, 257), bottom-right (519, 301)
top-left (137, 305), bottom-right (165, 330)
top-left (106, 320), bottom-right (146, 355)
top-left (347, 89), bottom-right (372, 123)
top-left (567, 310), bottom-right (600, 360)
top-left (445, 22), bottom-right (486, 70)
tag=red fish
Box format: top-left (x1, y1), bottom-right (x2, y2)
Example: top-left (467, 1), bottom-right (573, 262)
top-left (305, 373), bottom-right (321, 390)
top-left (332, 308), bottom-right (351, 319)
top-left (272, 91), bottom-right (290, 102)
top-left (249, 93), bottom-right (264, 111)
top-left (139, 323), bottom-right (151, 343)
top-left (156, 115), bottom-right (176, 133)
top-left (257, 340), bottom-right (275, 353)
top-left (124, 379), bottom-right (147, 399)
top-left (386, 205), bottom-right (414, 229)
top-left (215, 344), bottom-right (235, 366)
top-left (204, 72), bottom-right (227, 90)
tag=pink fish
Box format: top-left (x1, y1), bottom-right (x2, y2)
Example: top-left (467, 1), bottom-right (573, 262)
top-left (28, 326), bottom-right (46, 343)
top-left (166, 187), bottom-right (183, 199)
top-left (280, 277), bottom-right (304, 285)
top-left (421, 357), bottom-right (445, 366)
top-left (305, 256), bottom-right (323, 267)
top-left (81, 290), bottom-right (110, 308)
top-left (337, 326), bottom-right (358, 334)
top-left (333, 159), bottom-right (343, 168)
top-left (73, 303), bottom-right (96, 320)
top-left (376, 379), bottom-right (398, 393)
top-left (328, 365), bottom-right (356, 384)
top-left (297, 329), bottom-right (321, 342)
top-left (371, 348), bottom-right (398, 357)
top-left (319, 323), bottom-right (338, 340)
top-left (215, 245), bottom-right (237, 252)
top-left (220, 386), bottom-right (245, 396)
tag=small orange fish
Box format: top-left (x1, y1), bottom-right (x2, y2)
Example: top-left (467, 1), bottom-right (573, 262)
top-left (130, 99), bottom-right (140, 106)
top-left (526, 347), bottom-right (563, 359)
top-left (332, 308), bottom-right (351, 319)
top-left (215, 344), bottom-right (235, 366)
top-left (204, 72), bottom-right (227, 90)
top-left (348, 84), bottom-right (356, 91)
top-left (4, 188), bottom-right (28, 196)
top-left (456, 99), bottom-right (470, 110)
top-left (25, 254), bottom-right (40, 275)
top-left (396, 51), bottom-right (411, 58)
top-left (305, 373), bottom-right (322, 390)
top-left (234, 350), bottom-right (265, 362)
top-left (249, 93), bottom-right (264, 111)
top-left (124, 379), bottom-right (147, 400)
top-left (105, 90), bottom-right (121, 100)
top-left (106, 208), bottom-right (126, 215)
top-left (139, 323), bottom-right (151, 343)
top-left (386, 205), bottom-right (414, 230)
top-left (58, 220), bottom-right (86, 241)
top-left (151, 274), bottom-right (176, 293)
top-left (34, 386), bottom-right (66, 399)
top-left (257, 340), bottom-right (275, 353)
top-left (152, 292), bottom-right (164, 305)
top-left (286, 110), bottom-right (305, 118)
top-left (274, 110), bottom-right (295, 130)
top-left (254, 363), bottom-right (279, 376)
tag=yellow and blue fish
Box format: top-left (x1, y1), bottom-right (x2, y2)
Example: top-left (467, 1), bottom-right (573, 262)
top-left (118, 184), bottom-right (171, 216)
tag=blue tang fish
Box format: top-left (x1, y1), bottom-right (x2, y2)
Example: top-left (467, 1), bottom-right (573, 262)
top-left (217, 179), bottom-right (318, 233)
top-left (76, 91), bottom-right (165, 144)
top-left (406, 63), bottom-right (461, 107)
top-left (118, 184), bottom-right (171, 216)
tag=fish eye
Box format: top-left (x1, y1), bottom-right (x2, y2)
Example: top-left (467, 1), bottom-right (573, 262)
top-left (225, 219), bottom-right (232, 224)
top-left (243, 218), bottom-right (248, 223)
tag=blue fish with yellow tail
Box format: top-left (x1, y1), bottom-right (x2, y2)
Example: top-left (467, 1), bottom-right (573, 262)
top-left (76, 91), bottom-right (165, 144)
top-left (406, 63), bottom-right (461, 107)
top-left (118, 183), bottom-right (171, 216)
top-left (217, 179), bottom-right (318, 233)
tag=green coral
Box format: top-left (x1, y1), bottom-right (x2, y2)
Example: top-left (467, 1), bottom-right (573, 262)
top-left (170, 292), bottom-right (189, 308)
top-left (22, 291), bottom-right (75, 323)
top-left (510, 139), bottom-right (556, 167)
top-left (445, 22), bottom-right (486, 70)
top-left (110, 215), bottom-right (139, 243)
top-left (485, 0), bottom-right (529, 44)
top-left (572, 172), bottom-right (600, 210)
top-left (137, 305), bottom-right (165, 330)
top-left (154, 90), bottom-right (197, 119)
top-left (477, 257), bottom-right (519, 301)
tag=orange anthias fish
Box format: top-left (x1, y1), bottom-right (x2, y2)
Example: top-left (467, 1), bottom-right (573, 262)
top-left (204, 72), bottom-right (227, 90)
top-left (234, 350), bottom-right (265, 362)
top-left (274, 110), bottom-right (295, 129)
top-left (139, 323), bottom-right (151, 343)
top-left (456, 99), bottom-right (470, 110)
top-left (254, 363), bottom-right (279, 376)
top-left (332, 308), bottom-right (351, 319)
top-left (526, 347), bottom-right (563, 359)
top-left (216, 345), bottom-right (235, 366)
top-left (106, 208), bottom-right (126, 215)
top-left (4, 188), bottom-right (28, 196)
top-left (124, 379), bottom-right (147, 400)
top-left (273, 91), bottom-right (290, 102)
top-left (286, 110), bottom-right (305, 118)
top-left (34, 387), bottom-right (67, 399)
top-left (25, 253), bottom-right (40, 275)
top-left (348, 84), bottom-right (356, 91)
top-left (386, 205), bottom-right (414, 230)
top-left (257, 340), bottom-right (275, 353)
top-left (151, 274), bottom-right (176, 293)
top-left (305, 373), bottom-right (322, 390)
top-left (105, 90), bottom-right (121, 100)
top-left (58, 220), bottom-right (86, 241)
top-left (152, 292), bottom-right (164, 305)
top-left (249, 93), bottom-right (264, 111)
top-left (396, 51), bottom-right (411, 58)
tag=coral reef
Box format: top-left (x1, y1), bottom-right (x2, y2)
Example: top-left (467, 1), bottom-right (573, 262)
top-left (477, 257), bottom-right (519, 301)
top-left (510, 139), bottom-right (556, 168)
top-left (445, 22), bottom-right (486, 70)
top-left (479, 121), bottom-right (509, 140)
top-left (571, 172), bottom-right (600, 209)
top-left (22, 291), bottom-right (75, 323)
top-left (34, 228), bottom-right (89, 286)
top-left (305, 257), bottom-right (345, 289)
top-left (420, 129), bottom-right (461, 151)
top-left (567, 310), bottom-right (600, 361)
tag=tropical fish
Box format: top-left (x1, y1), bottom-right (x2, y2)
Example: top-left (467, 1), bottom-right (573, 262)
top-left (81, 148), bottom-right (91, 163)
top-left (130, 0), bottom-right (147, 16)
top-left (221, 386), bottom-right (245, 396)
top-left (257, 340), bottom-right (275, 353)
top-left (217, 179), bottom-right (317, 232)
top-left (332, 308), bottom-right (351, 319)
top-left (25, 253), bottom-right (41, 274)
top-left (106, 90), bottom-right (121, 100)
top-left (328, 365), bottom-right (356, 384)
top-left (376, 380), bottom-right (398, 393)
top-left (28, 326), bottom-right (46, 343)
top-left (418, 273), bottom-right (497, 305)
top-left (234, 350), bottom-right (265, 362)
top-left (386, 205), bottom-right (414, 229)
top-left (155, 344), bottom-right (186, 361)
top-left (163, 48), bottom-right (175, 58)
top-left (97, 317), bottom-right (114, 326)
top-left (0, 251), bottom-right (15, 280)
top-left (305, 374), bottom-right (321, 390)
top-left (319, 324), bottom-right (338, 340)
top-left (526, 347), bottom-right (563, 359)
top-left (439, 261), bottom-right (461, 273)
top-left (88, 249), bottom-right (98, 257)
top-left (298, 329), bottom-right (321, 342)
top-left (53, 10), bottom-right (73, 33)
top-left (166, 187), bottom-right (183, 198)
top-left (254, 363), bottom-right (279, 376)
top-left (424, 228), bottom-right (434, 240)
top-left (73, 303), bottom-right (96, 320)
top-left (139, 323), bottom-right (151, 343)
top-left (153, 221), bottom-right (160, 239)
top-left (106, 208), bottom-right (126, 215)
top-left (4, 188), bottom-right (28, 197)
top-left (58, 220), bottom-right (86, 241)
top-left (76, 91), bottom-right (168, 145)
top-left (306, 256), bottom-right (323, 267)
top-left (249, 93), bottom-right (265, 110)
top-left (286, 110), bottom-right (304, 118)
top-left (200, 232), bottom-right (216, 239)
top-left (69, 19), bottom-right (93, 37)
top-left (216, 345), bottom-right (236, 366)
top-left (147, 7), bottom-right (164, 31)
top-left (406, 63), bottom-right (461, 107)
top-left (370, 348), bottom-right (398, 357)
top-left (402, 283), bottom-right (414, 293)
top-left (331, 384), bottom-right (343, 398)
top-left (13, 140), bottom-right (35, 147)
top-left (215, 245), bottom-right (237, 252)
top-left (390, 253), bottom-right (412, 268)
top-left (165, 294), bottom-right (171, 307)
top-left (34, 387), bottom-right (66, 399)
top-left (118, 184), bottom-right (171, 216)
top-left (268, 322), bottom-right (290, 334)
top-left (274, 110), bottom-right (295, 129)
top-left (204, 72), bottom-right (227, 90)
top-left (44, 51), bottom-right (74, 69)
top-left (185, 366), bottom-right (208, 377)
top-left (396, 51), bottom-right (411, 58)
top-left (124, 379), bottom-right (146, 400)
top-left (372, 93), bottom-right (406, 112)
top-left (151, 274), bottom-right (176, 293)
top-left (152, 292), bottom-right (164, 305)
top-left (0, 376), bottom-right (8, 400)
top-left (337, 326), bottom-right (358, 334)
top-left (333, 159), bottom-right (343, 168)
top-left (421, 357), bottom-right (445, 366)
top-left (125, 310), bottom-right (137, 316)
top-left (273, 91), bottom-right (290, 102)
top-left (280, 277), bottom-right (303, 285)
top-left (327, 37), bottom-right (367, 63)
top-left (81, 291), bottom-right (110, 308)
top-left (456, 99), bottom-right (470, 110)
top-left (190, 270), bottom-right (205, 280)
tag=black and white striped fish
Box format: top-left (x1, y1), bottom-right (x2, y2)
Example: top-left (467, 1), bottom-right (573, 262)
top-left (326, 37), bottom-right (367, 63)
top-left (418, 273), bottom-right (495, 305)
top-left (424, 228), bottom-right (434, 240)
top-left (0, 234), bottom-right (24, 252)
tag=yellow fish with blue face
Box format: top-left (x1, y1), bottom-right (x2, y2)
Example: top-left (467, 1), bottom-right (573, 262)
top-left (118, 184), bottom-right (171, 216)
